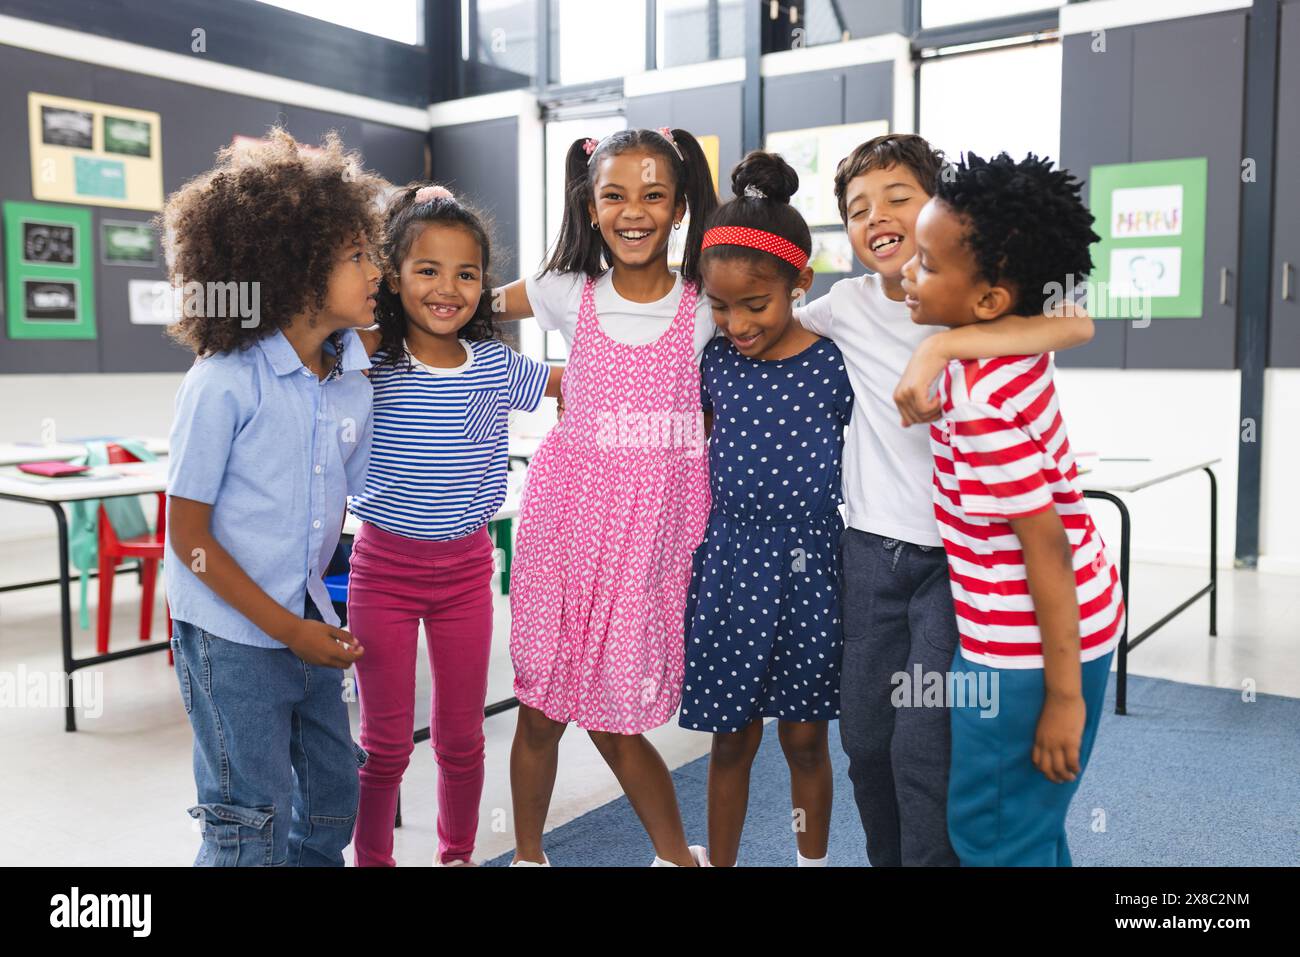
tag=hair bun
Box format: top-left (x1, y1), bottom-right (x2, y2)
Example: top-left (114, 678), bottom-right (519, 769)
top-left (730, 150), bottom-right (799, 205)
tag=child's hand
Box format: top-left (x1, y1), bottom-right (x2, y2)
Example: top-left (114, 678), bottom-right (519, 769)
top-left (894, 338), bottom-right (945, 427)
top-left (282, 618), bottom-right (365, 668)
top-left (1032, 691), bottom-right (1085, 783)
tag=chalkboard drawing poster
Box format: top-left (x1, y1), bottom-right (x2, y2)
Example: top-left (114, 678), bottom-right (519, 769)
top-left (28, 92), bottom-right (163, 211)
top-left (4, 201), bottom-right (96, 340)
top-left (1087, 158), bottom-right (1208, 320)
top-left (102, 220), bottom-right (158, 266)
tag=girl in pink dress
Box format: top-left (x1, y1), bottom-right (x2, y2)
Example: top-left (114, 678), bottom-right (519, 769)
top-left (494, 128), bottom-right (719, 865)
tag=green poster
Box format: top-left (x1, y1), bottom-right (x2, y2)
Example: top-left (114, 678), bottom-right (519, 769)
top-left (1087, 157), bottom-right (1208, 320)
top-left (4, 201), bottom-right (96, 340)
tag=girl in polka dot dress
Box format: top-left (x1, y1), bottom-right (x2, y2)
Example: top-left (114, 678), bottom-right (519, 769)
top-left (683, 151), bottom-right (854, 867)
top-left (491, 128), bottom-right (720, 866)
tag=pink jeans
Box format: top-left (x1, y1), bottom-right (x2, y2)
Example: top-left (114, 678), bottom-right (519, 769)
top-left (346, 521), bottom-right (495, 866)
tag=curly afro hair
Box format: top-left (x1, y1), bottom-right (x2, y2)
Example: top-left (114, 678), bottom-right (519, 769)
top-left (372, 182), bottom-right (498, 371)
top-left (159, 128), bottom-right (387, 355)
top-left (934, 152), bottom-right (1100, 316)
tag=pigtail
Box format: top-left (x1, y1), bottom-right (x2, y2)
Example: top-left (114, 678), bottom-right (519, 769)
top-left (670, 128), bottom-right (720, 286)
top-left (542, 138), bottom-right (607, 279)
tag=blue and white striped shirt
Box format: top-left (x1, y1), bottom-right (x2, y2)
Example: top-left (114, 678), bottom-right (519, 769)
top-left (349, 338), bottom-right (550, 541)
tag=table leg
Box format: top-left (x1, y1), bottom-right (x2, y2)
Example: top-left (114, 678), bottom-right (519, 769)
top-left (1085, 491), bottom-right (1131, 716)
top-left (50, 502), bottom-right (76, 733)
top-left (1205, 467), bottom-right (1218, 636)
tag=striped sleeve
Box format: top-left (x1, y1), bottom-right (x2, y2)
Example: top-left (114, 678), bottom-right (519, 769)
top-left (503, 344), bottom-right (550, 412)
top-left (947, 399), bottom-right (1053, 519)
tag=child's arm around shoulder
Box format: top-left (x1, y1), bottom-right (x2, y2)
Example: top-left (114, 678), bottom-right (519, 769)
top-left (895, 302), bottom-right (1093, 427)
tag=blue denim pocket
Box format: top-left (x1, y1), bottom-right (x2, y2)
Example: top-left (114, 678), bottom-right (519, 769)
top-left (171, 637), bottom-right (193, 714)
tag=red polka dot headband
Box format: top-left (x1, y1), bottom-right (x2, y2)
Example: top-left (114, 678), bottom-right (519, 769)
top-left (701, 225), bottom-right (809, 271)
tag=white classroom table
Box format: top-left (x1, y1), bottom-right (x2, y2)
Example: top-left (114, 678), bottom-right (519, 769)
top-left (0, 459), bottom-right (524, 732)
top-left (1077, 457), bottom-right (1221, 714)
top-left (0, 437), bottom-right (169, 466)
top-left (0, 460), bottom-right (171, 731)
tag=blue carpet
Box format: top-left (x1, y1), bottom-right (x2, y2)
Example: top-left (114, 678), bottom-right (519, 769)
top-left (487, 674), bottom-right (1300, 866)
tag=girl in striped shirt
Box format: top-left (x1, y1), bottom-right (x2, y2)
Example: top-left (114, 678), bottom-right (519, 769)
top-left (347, 184), bottom-right (562, 866)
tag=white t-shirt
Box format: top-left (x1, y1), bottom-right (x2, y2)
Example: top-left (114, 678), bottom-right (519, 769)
top-left (796, 273), bottom-right (944, 547)
top-left (525, 269), bottom-right (717, 363)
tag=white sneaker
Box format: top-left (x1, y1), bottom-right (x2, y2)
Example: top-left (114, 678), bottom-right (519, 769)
top-left (509, 853), bottom-right (551, 867)
top-left (651, 845), bottom-right (710, 867)
top-left (435, 855), bottom-right (479, 867)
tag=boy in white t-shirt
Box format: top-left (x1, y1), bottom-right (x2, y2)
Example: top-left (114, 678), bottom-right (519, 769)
top-left (795, 133), bottom-right (1094, 866)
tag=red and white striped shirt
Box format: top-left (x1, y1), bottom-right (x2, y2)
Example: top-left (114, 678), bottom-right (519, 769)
top-left (931, 354), bottom-right (1124, 669)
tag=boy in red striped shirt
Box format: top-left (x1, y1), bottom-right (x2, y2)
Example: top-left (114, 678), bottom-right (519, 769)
top-left (900, 152), bottom-right (1125, 866)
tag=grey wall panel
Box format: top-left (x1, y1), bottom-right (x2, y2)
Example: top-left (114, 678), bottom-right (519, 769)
top-left (1057, 28), bottom-right (1133, 369)
top-left (1269, 2), bottom-right (1300, 367)
top-left (626, 83), bottom-right (744, 198)
top-left (763, 72), bottom-right (844, 132)
top-left (362, 121), bottom-right (429, 187)
top-left (843, 61), bottom-right (894, 126)
top-left (0, 46), bottom-right (425, 374)
top-left (429, 118), bottom-right (520, 281)
top-left (1125, 12), bottom-right (1245, 370)
top-left (0, 46), bottom-right (99, 373)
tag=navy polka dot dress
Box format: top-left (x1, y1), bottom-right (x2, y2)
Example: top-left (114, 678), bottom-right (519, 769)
top-left (679, 335), bottom-right (854, 733)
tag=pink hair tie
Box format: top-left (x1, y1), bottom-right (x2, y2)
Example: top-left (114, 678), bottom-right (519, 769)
top-left (414, 185), bottom-right (454, 204)
top-left (582, 138), bottom-right (599, 156)
top-left (656, 127), bottom-right (684, 162)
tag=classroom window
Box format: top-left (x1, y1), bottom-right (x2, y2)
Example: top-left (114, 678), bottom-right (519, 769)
top-left (549, 0), bottom-right (648, 85)
top-left (655, 0), bottom-right (745, 69)
top-left (921, 0), bottom-right (1066, 29)
top-left (918, 40), bottom-right (1063, 166)
top-left (462, 0), bottom-right (538, 85)
top-left (252, 0), bottom-right (422, 44)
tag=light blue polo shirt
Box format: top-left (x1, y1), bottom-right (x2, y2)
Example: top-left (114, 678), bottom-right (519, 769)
top-left (164, 328), bottom-right (373, 648)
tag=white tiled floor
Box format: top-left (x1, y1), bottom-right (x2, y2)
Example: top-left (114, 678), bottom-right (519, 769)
top-left (0, 532), bottom-right (1296, 866)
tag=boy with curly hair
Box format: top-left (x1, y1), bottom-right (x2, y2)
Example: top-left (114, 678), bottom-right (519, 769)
top-left (901, 152), bottom-right (1125, 866)
top-left (162, 129), bottom-right (386, 866)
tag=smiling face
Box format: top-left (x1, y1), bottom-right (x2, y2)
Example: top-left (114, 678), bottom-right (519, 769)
top-left (702, 256), bottom-right (813, 360)
top-left (843, 164), bottom-right (930, 291)
top-left (393, 222), bottom-right (484, 339)
top-left (901, 197), bottom-right (1014, 327)
top-left (587, 149), bottom-right (685, 268)
top-left (321, 232), bottom-right (382, 329)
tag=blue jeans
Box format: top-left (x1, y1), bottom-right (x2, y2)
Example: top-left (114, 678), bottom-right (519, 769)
top-left (171, 601), bottom-right (365, 866)
top-left (947, 649), bottom-right (1114, 866)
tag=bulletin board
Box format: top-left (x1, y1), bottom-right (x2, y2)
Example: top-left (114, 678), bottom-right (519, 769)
top-left (764, 120), bottom-right (889, 227)
top-left (3, 200), bottom-right (97, 340)
top-left (28, 91), bottom-right (164, 212)
top-left (1087, 157), bottom-right (1208, 319)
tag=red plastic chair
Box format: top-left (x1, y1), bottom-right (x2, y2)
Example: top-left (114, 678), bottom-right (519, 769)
top-left (96, 443), bottom-right (172, 663)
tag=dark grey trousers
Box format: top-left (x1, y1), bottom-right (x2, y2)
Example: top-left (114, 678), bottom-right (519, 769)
top-left (839, 528), bottom-right (960, 866)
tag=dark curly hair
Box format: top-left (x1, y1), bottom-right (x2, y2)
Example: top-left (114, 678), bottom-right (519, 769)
top-left (159, 128), bottom-right (386, 356)
top-left (701, 150), bottom-right (811, 287)
top-left (834, 132), bottom-right (946, 223)
top-left (372, 183), bottom-right (498, 370)
top-left (543, 128), bottom-right (719, 285)
top-left (934, 152), bottom-right (1100, 316)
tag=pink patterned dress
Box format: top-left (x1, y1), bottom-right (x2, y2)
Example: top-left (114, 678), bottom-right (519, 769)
top-left (510, 274), bottom-right (711, 733)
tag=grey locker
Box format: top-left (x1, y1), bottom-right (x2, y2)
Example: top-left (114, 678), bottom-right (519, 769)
top-left (1269, 2), bottom-right (1300, 366)
top-left (1125, 12), bottom-right (1245, 370)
